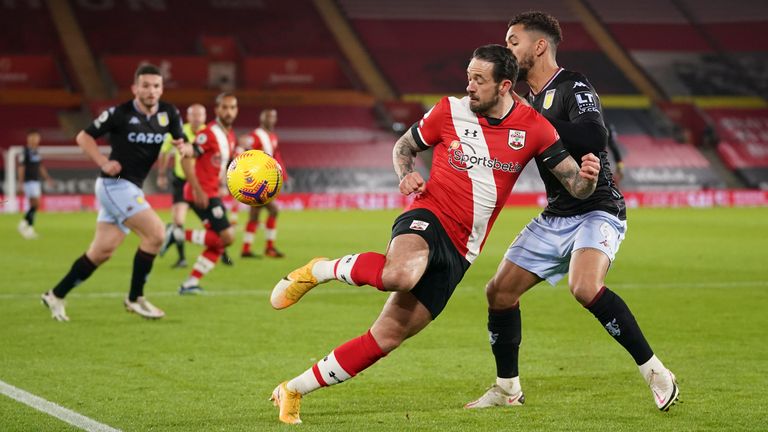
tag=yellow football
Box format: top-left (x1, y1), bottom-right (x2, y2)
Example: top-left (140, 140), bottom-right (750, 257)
top-left (226, 150), bottom-right (283, 206)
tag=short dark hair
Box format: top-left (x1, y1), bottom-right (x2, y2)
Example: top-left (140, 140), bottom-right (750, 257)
top-left (471, 44), bottom-right (518, 85)
top-left (26, 128), bottom-right (40, 136)
top-left (134, 63), bottom-right (162, 81)
top-left (508, 11), bottom-right (563, 47)
top-left (215, 91), bottom-right (237, 106)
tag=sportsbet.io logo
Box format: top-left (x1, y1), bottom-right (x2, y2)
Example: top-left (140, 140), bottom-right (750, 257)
top-left (447, 141), bottom-right (522, 173)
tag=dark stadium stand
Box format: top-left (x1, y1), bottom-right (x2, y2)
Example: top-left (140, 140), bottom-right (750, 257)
top-left (338, 0), bottom-right (637, 94)
top-left (2, 0), bottom-right (767, 197)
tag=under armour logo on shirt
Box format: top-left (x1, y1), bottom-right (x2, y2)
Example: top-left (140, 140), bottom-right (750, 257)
top-left (464, 129), bottom-right (478, 138)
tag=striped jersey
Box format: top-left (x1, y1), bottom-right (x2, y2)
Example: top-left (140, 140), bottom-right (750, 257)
top-left (184, 120), bottom-right (234, 199)
top-left (409, 96), bottom-right (565, 263)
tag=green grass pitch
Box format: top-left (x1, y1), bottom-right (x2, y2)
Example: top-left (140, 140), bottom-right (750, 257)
top-left (1, 207), bottom-right (767, 431)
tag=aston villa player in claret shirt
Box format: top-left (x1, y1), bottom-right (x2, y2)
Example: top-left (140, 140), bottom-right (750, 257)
top-left (41, 64), bottom-right (192, 321)
top-left (266, 44), bottom-right (601, 425)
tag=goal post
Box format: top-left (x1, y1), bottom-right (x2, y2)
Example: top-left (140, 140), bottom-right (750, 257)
top-left (3, 145), bottom-right (110, 213)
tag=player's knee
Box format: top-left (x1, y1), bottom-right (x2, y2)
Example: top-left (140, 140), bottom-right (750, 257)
top-left (146, 226), bottom-right (165, 250)
top-left (219, 229), bottom-right (235, 247)
top-left (568, 279), bottom-right (602, 305)
top-left (371, 328), bottom-right (407, 353)
top-left (381, 265), bottom-right (418, 292)
top-left (88, 246), bottom-right (115, 264)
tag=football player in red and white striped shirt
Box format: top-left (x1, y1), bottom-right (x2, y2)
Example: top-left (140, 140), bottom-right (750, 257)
top-left (239, 108), bottom-right (287, 258)
top-left (268, 45), bottom-right (601, 425)
top-left (176, 93), bottom-right (238, 294)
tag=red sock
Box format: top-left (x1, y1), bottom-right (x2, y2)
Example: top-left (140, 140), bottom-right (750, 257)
top-left (204, 231), bottom-right (223, 249)
top-left (334, 330), bottom-right (387, 374)
top-left (242, 221), bottom-right (258, 253)
top-left (266, 215), bottom-right (277, 230)
top-left (265, 216), bottom-right (277, 250)
top-left (190, 247), bottom-right (222, 279)
top-left (342, 252), bottom-right (386, 290)
top-left (311, 330), bottom-right (386, 387)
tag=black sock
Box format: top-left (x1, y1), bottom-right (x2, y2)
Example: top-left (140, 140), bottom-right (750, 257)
top-left (130, 249), bottom-right (156, 301)
top-left (586, 287), bottom-right (654, 365)
top-left (25, 207), bottom-right (37, 226)
top-left (488, 306), bottom-right (522, 378)
top-left (52, 254), bottom-right (97, 298)
top-left (175, 224), bottom-right (185, 260)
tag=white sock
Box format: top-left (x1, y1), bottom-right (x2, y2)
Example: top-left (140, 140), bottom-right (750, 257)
top-left (190, 229), bottom-right (206, 245)
top-left (496, 376), bottom-right (521, 394)
top-left (182, 276), bottom-right (200, 288)
top-left (287, 351), bottom-right (352, 395)
top-left (638, 354), bottom-right (665, 382)
top-left (312, 259), bottom-right (340, 283)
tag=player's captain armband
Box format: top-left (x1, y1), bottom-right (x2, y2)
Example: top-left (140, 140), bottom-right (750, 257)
top-left (540, 140), bottom-right (569, 170)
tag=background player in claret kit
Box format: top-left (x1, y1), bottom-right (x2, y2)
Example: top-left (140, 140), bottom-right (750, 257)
top-left (464, 11), bottom-right (679, 412)
top-left (173, 93), bottom-right (239, 295)
top-left (157, 103), bottom-right (207, 268)
top-left (40, 64), bottom-right (191, 321)
top-left (17, 129), bottom-right (54, 240)
top-left (267, 45), bottom-right (602, 425)
top-left (239, 108), bottom-right (287, 258)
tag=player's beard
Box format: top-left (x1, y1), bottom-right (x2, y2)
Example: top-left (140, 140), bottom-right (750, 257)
top-left (138, 95), bottom-right (158, 111)
top-left (469, 91), bottom-right (500, 116)
top-left (220, 115), bottom-right (235, 128)
top-left (516, 51), bottom-right (535, 82)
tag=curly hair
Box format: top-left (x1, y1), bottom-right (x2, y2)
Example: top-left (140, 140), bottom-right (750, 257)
top-left (508, 11), bottom-right (563, 46)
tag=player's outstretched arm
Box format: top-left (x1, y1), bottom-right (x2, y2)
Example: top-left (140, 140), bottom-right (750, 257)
top-left (392, 131), bottom-right (426, 195)
top-left (549, 153), bottom-right (600, 199)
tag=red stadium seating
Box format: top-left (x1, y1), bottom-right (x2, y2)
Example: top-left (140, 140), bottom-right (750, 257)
top-left (621, 135), bottom-right (710, 168)
top-left (71, 0), bottom-right (343, 57)
top-left (0, 2), bottom-right (62, 55)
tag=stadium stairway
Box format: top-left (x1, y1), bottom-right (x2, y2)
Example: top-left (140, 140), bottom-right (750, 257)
top-left (698, 145), bottom-right (745, 188)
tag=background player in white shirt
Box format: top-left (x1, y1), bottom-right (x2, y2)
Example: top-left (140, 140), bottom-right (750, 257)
top-left (239, 108), bottom-right (287, 258)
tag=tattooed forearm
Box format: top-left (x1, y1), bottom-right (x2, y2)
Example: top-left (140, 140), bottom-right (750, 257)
top-left (550, 157), bottom-right (597, 199)
top-left (393, 132), bottom-right (422, 181)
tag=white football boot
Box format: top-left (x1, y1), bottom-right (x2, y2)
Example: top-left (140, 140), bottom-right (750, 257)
top-left (647, 368), bottom-right (680, 411)
top-left (464, 384), bottom-right (525, 409)
top-left (124, 297), bottom-right (165, 319)
top-left (41, 291), bottom-right (69, 322)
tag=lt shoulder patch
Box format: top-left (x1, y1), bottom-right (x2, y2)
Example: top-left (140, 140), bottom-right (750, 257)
top-left (409, 220), bottom-right (429, 231)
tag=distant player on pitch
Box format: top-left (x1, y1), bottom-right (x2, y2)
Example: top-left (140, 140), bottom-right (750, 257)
top-left (41, 64), bottom-right (191, 321)
top-left (239, 108), bottom-right (287, 258)
top-left (168, 93), bottom-right (239, 295)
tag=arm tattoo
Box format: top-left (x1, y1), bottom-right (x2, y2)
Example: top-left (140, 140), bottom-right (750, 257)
top-left (550, 157), bottom-right (596, 199)
top-left (392, 132), bottom-right (423, 181)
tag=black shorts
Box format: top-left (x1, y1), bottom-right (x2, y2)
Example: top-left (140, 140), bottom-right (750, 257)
top-left (171, 175), bottom-right (186, 204)
top-left (391, 208), bottom-right (470, 319)
top-left (190, 196), bottom-right (231, 233)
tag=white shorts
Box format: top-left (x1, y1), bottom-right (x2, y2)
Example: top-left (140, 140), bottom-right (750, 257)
top-left (95, 178), bottom-right (151, 234)
top-left (504, 210), bottom-right (627, 286)
top-left (23, 181), bottom-right (42, 199)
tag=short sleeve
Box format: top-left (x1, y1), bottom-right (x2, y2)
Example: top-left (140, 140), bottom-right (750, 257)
top-left (193, 129), bottom-right (213, 157)
top-left (84, 107), bottom-right (117, 138)
top-left (410, 97), bottom-right (448, 150)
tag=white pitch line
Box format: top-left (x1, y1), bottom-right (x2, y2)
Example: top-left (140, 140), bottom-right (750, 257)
top-left (0, 379), bottom-right (121, 432)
